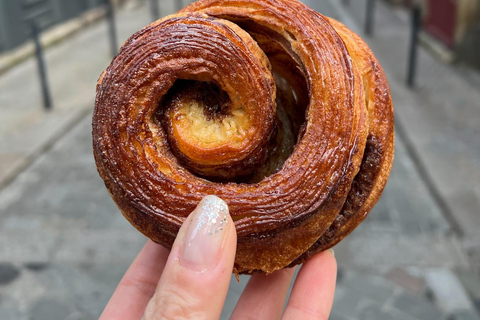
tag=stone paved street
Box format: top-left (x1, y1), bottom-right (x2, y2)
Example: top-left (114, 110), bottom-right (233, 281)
top-left (0, 1), bottom-right (479, 319)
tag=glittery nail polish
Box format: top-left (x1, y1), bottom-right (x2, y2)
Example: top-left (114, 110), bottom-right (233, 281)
top-left (180, 195), bottom-right (229, 272)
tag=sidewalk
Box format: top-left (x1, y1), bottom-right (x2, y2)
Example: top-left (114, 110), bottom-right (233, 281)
top-left (328, 0), bottom-right (480, 247)
top-left (0, 1), bottom-right (479, 320)
top-left (306, 1), bottom-right (480, 318)
top-left (0, 0), bottom-right (179, 190)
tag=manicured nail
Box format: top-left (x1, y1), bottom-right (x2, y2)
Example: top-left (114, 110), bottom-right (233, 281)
top-left (180, 195), bottom-right (229, 272)
top-left (327, 248), bottom-right (335, 257)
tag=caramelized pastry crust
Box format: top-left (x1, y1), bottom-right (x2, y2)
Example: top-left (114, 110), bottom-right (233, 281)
top-left (93, 0), bottom-right (394, 274)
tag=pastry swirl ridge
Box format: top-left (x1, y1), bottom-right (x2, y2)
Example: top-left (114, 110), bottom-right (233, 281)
top-left (93, 0), bottom-right (394, 274)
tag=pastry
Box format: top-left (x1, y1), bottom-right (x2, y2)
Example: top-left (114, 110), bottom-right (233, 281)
top-left (93, 0), bottom-right (394, 274)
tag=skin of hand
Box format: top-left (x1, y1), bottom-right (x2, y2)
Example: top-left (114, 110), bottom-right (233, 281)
top-left (99, 195), bottom-right (337, 320)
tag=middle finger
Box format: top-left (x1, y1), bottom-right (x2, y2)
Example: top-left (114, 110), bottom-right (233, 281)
top-left (230, 267), bottom-right (296, 320)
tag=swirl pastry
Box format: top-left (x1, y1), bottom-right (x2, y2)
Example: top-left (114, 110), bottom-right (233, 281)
top-left (93, 0), bottom-right (394, 274)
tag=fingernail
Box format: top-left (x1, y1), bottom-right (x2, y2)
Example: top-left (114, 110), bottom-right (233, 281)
top-left (327, 248), bottom-right (335, 257)
top-left (180, 195), bottom-right (229, 272)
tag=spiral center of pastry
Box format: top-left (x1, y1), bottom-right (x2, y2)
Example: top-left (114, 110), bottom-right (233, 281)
top-left (146, 16), bottom-right (311, 183)
top-left (161, 79), bottom-right (249, 149)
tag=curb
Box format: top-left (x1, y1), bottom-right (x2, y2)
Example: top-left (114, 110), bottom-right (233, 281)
top-left (0, 7), bottom-right (106, 76)
top-left (419, 31), bottom-right (456, 64)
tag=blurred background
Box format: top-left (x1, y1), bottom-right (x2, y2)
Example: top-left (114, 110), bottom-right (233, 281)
top-left (0, 0), bottom-right (479, 319)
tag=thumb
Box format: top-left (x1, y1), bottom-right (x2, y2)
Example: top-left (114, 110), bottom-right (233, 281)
top-left (142, 195), bottom-right (237, 320)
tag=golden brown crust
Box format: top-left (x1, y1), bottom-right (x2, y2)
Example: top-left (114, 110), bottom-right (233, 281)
top-left (92, 0), bottom-right (394, 274)
top-left (287, 18), bottom-right (395, 266)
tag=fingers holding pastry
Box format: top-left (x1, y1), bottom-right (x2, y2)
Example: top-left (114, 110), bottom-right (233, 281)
top-left (142, 196), bottom-right (236, 320)
top-left (231, 267), bottom-right (297, 320)
top-left (99, 241), bottom-right (169, 320)
top-left (283, 250), bottom-right (337, 320)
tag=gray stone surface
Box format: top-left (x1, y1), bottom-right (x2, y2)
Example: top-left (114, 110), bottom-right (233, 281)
top-left (29, 296), bottom-right (75, 320)
top-left (0, 0), bottom-right (479, 319)
top-left (0, 0), bottom-right (175, 189)
top-left (0, 299), bottom-right (27, 320)
top-left (451, 310), bottom-right (480, 320)
top-left (0, 263), bottom-right (21, 285)
top-left (340, 273), bottom-right (395, 305)
top-left (323, 0), bottom-right (480, 253)
top-left (424, 269), bottom-right (476, 315)
top-left (357, 303), bottom-right (420, 320)
top-left (332, 283), bottom-right (370, 319)
top-left (329, 313), bottom-right (351, 320)
top-left (457, 270), bottom-right (480, 303)
top-left (392, 292), bottom-right (443, 320)
top-left (385, 267), bottom-right (428, 297)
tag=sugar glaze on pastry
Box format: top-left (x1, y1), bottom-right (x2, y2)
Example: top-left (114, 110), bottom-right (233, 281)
top-left (93, 0), bottom-right (394, 274)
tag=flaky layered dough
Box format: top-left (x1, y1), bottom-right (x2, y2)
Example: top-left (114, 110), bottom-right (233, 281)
top-left (93, 0), bottom-right (394, 274)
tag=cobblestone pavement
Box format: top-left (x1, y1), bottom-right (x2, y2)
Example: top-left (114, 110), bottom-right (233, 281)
top-left (0, 1), bottom-right (479, 319)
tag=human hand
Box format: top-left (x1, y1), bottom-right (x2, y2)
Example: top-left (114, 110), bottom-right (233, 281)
top-left (99, 195), bottom-right (337, 320)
